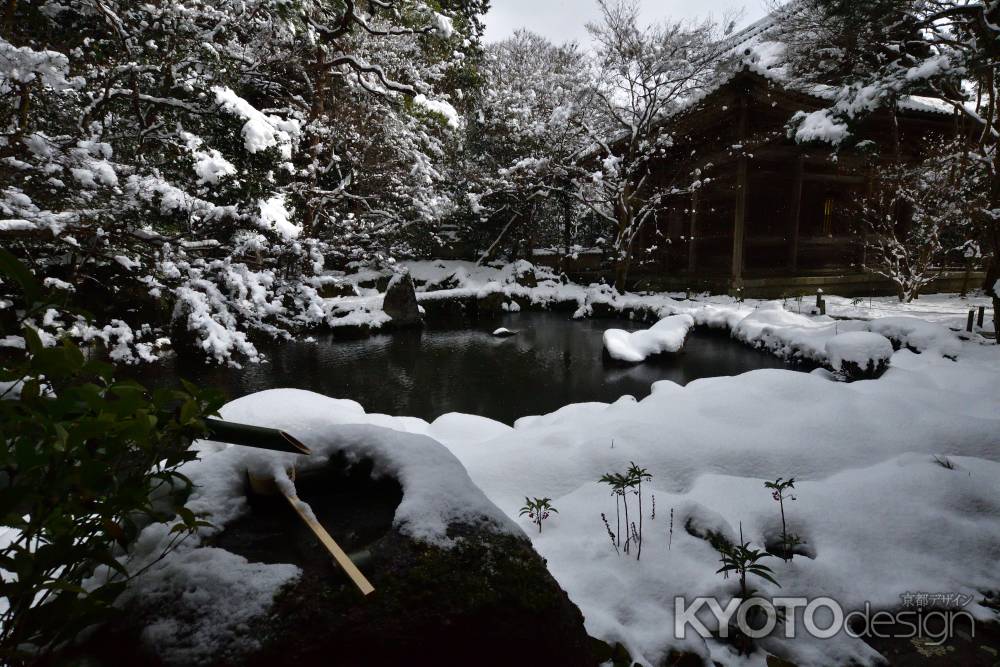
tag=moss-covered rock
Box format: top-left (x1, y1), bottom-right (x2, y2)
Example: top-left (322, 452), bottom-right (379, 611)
top-left (59, 454), bottom-right (596, 667)
top-left (241, 525), bottom-right (596, 666)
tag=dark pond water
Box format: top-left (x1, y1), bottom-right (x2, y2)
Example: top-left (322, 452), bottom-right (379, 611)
top-left (133, 312), bottom-right (796, 425)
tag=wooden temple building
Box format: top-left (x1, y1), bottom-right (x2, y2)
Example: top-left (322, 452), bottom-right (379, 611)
top-left (624, 65), bottom-right (978, 296)
top-left (541, 13), bottom-right (985, 297)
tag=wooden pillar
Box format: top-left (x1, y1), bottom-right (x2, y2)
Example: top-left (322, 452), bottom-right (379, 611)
top-left (731, 96), bottom-right (749, 288)
top-left (788, 155), bottom-right (804, 271)
top-left (861, 167), bottom-right (874, 268)
top-left (732, 157), bottom-right (747, 284)
top-left (688, 188), bottom-right (699, 273)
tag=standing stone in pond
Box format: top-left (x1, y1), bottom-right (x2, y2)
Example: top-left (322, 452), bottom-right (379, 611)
top-left (383, 272), bottom-right (422, 327)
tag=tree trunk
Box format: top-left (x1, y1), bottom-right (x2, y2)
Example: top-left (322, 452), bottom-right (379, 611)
top-left (562, 195), bottom-right (572, 256)
top-left (985, 255), bottom-right (1000, 343)
top-left (614, 254), bottom-right (631, 290)
top-left (613, 209), bottom-right (634, 290)
top-left (3, 0), bottom-right (17, 40)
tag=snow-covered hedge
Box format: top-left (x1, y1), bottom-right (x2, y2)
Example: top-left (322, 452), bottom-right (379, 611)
top-left (868, 316), bottom-right (961, 358)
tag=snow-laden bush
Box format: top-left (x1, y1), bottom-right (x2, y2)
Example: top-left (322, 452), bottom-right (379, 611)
top-left (825, 331), bottom-right (893, 380)
top-left (0, 251), bottom-right (223, 660)
top-left (868, 316), bottom-right (961, 358)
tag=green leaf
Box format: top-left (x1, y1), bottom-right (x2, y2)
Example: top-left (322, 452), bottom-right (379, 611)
top-left (0, 248), bottom-right (43, 306)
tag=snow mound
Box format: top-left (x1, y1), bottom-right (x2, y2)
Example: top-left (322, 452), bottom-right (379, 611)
top-left (435, 343), bottom-right (1000, 665)
top-left (730, 302), bottom-right (866, 363)
top-left (603, 314), bottom-right (694, 362)
top-left (868, 316), bottom-right (961, 358)
top-left (825, 331), bottom-right (893, 375)
top-left (492, 327), bottom-right (517, 337)
top-left (209, 389), bottom-right (518, 544)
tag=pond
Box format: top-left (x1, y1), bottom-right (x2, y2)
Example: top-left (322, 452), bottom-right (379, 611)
top-left (133, 311), bottom-right (798, 425)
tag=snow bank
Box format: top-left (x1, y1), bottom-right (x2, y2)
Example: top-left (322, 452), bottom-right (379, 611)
top-left (436, 343), bottom-right (1000, 665)
top-left (603, 314), bottom-right (694, 362)
top-left (119, 296), bottom-right (998, 665)
top-left (825, 331), bottom-right (893, 377)
top-left (727, 302), bottom-right (867, 364)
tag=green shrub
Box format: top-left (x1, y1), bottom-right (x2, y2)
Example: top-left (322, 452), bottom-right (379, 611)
top-left (0, 249), bottom-right (224, 663)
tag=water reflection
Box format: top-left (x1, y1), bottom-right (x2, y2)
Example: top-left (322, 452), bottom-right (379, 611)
top-left (133, 312), bottom-right (798, 425)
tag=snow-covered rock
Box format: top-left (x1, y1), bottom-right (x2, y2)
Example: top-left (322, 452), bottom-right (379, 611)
top-left (492, 327), bottom-right (517, 337)
top-left (382, 272), bottom-right (421, 327)
top-left (113, 389), bottom-right (528, 664)
top-left (826, 331), bottom-right (894, 380)
top-left (209, 389), bottom-right (517, 544)
top-left (603, 314), bottom-right (694, 363)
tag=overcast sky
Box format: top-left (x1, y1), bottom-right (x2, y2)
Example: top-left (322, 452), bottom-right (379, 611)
top-left (483, 0), bottom-right (771, 46)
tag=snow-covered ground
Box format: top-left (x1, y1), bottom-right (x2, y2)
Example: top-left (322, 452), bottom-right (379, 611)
top-left (436, 341), bottom-right (1000, 665)
top-left (124, 262), bottom-right (1000, 665)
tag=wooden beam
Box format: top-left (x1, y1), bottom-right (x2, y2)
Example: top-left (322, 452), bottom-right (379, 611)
top-left (688, 188), bottom-right (699, 273)
top-left (802, 173), bottom-right (868, 184)
top-left (788, 156), bottom-right (804, 271)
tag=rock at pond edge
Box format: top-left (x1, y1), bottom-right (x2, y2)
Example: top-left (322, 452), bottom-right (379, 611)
top-left (382, 272), bottom-right (422, 327)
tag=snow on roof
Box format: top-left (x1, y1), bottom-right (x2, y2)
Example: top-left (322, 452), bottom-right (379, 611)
top-left (710, 0), bottom-right (961, 119)
top-left (581, 1), bottom-right (959, 158)
top-left (714, 0), bottom-right (802, 55)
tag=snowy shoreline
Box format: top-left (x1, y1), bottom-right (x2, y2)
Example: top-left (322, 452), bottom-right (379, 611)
top-left (321, 260), bottom-right (986, 371)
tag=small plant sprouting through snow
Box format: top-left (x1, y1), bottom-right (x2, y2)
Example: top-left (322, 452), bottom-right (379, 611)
top-left (599, 471), bottom-right (630, 549)
top-left (650, 493), bottom-right (656, 520)
top-left (933, 455), bottom-right (956, 470)
top-left (601, 513), bottom-right (619, 555)
top-left (764, 477), bottom-right (798, 561)
top-left (600, 462), bottom-right (652, 560)
top-left (628, 462), bottom-right (652, 560)
top-left (716, 525), bottom-right (780, 599)
top-left (519, 497), bottom-right (557, 533)
top-left (668, 508), bottom-right (674, 550)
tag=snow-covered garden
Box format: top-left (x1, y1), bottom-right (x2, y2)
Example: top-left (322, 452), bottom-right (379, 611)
top-left (6, 0), bottom-right (1000, 664)
top-left (103, 262), bottom-right (1000, 666)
